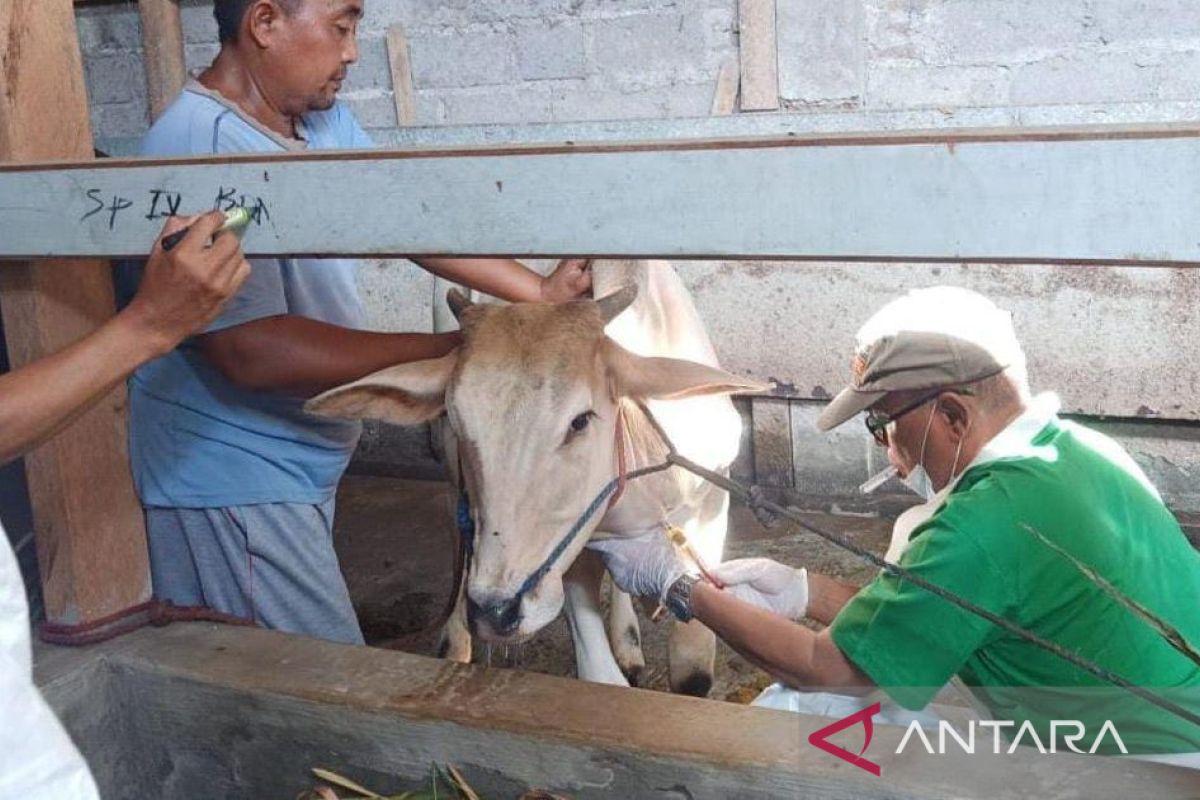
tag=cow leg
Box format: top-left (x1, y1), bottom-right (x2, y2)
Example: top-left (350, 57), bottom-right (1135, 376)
top-left (668, 619), bottom-right (716, 696)
top-left (667, 487), bottom-right (729, 696)
top-left (564, 549), bottom-right (629, 686)
top-left (436, 576), bottom-right (473, 663)
top-left (606, 584), bottom-right (645, 686)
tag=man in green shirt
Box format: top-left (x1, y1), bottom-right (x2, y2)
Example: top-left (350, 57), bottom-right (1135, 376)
top-left (592, 286), bottom-right (1200, 762)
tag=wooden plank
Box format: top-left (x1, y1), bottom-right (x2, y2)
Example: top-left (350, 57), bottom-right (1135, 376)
top-left (138, 0), bottom-right (187, 121)
top-left (710, 56), bottom-right (740, 116)
top-left (738, 0), bottom-right (779, 111)
top-left (0, 0), bottom-right (150, 625)
top-left (385, 24), bottom-right (417, 127)
top-left (4, 127), bottom-right (1200, 264)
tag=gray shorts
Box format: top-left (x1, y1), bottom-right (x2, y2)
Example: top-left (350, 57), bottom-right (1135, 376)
top-left (145, 499), bottom-right (363, 645)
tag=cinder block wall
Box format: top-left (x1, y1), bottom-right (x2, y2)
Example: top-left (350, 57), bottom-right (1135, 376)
top-left (74, 1), bottom-right (1200, 520)
top-left (79, 0), bottom-right (1200, 135)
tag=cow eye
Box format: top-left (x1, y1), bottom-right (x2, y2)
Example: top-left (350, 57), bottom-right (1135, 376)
top-left (569, 411), bottom-right (595, 434)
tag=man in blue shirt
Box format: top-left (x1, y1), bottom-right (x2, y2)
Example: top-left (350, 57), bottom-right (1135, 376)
top-left (128, 0), bottom-right (591, 644)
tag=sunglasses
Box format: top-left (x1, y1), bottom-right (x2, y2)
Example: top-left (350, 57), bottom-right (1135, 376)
top-left (865, 388), bottom-right (972, 447)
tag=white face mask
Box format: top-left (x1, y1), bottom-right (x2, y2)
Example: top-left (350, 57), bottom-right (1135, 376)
top-left (887, 408), bottom-right (970, 563)
top-left (899, 405), bottom-right (937, 500)
top-left (898, 402), bottom-right (967, 501)
top-left (902, 464), bottom-right (934, 500)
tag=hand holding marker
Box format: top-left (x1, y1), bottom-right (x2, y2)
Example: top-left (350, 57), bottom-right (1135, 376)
top-left (161, 207), bottom-right (252, 252)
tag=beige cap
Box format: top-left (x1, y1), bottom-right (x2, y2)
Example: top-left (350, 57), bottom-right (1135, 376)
top-left (817, 287), bottom-right (1024, 432)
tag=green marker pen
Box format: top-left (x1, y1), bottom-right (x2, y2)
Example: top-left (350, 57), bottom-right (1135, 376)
top-left (160, 207), bottom-right (252, 252)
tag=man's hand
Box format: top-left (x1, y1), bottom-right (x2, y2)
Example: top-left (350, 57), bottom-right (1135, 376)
top-left (122, 211), bottom-right (250, 356)
top-left (540, 258), bottom-right (592, 303)
top-left (587, 530), bottom-right (687, 601)
top-left (0, 214), bottom-right (249, 464)
top-left (709, 558), bottom-right (809, 620)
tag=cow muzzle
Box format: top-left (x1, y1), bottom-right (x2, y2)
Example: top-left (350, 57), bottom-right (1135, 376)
top-left (467, 592), bottom-right (524, 640)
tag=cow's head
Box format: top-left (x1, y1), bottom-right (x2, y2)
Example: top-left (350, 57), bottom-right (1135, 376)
top-left (305, 286), bottom-right (763, 642)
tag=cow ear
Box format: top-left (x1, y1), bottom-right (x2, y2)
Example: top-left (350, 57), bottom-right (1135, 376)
top-left (601, 339), bottom-right (771, 399)
top-left (305, 351), bottom-right (458, 425)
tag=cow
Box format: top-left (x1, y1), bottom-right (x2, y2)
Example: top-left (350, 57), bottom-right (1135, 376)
top-left (306, 260), bottom-right (766, 694)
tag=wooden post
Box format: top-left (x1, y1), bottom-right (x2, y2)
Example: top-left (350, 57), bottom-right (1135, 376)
top-left (386, 25), bottom-right (417, 127)
top-left (738, 0), bottom-right (780, 111)
top-left (0, 0), bottom-right (150, 624)
top-left (138, 0), bottom-right (188, 120)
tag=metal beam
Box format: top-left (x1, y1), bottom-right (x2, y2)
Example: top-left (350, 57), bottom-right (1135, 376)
top-left (5, 125), bottom-right (1200, 263)
top-left (92, 106), bottom-right (1200, 156)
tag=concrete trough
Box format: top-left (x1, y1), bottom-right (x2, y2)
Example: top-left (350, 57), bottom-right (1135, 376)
top-left (34, 622), bottom-right (1199, 799)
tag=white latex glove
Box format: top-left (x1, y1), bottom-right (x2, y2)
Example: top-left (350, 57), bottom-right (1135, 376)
top-left (708, 558), bottom-right (809, 620)
top-left (586, 530), bottom-right (687, 601)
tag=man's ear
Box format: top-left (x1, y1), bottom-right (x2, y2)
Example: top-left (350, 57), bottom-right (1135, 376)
top-left (304, 351), bottom-right (458, 425)
top-left (939, 393), bottom-right (972, 437)
top-left (601, 339), bottom-right (771, 399)
top-left (246, 0), bottom-right (282, 48)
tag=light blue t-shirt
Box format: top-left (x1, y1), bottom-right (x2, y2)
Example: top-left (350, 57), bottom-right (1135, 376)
top-left (127, 82), bottom-right (373, 507)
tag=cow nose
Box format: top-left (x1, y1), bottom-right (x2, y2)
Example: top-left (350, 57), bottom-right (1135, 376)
top-left (468, 593), bottom-right (523, 636)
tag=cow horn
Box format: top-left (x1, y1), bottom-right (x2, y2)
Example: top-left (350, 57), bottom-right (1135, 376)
top-left (596, 284), bottom-right (638, 324)
top-left (446, 288), bottom-right (475, 321)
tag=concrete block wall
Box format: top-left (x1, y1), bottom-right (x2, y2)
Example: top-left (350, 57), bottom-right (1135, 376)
top-left (78, 0), bottom-right (739, 135)
top-left (78, 0), bottom-right (1200, 137)
top-left (72, 1), bottom-right (1200, 520)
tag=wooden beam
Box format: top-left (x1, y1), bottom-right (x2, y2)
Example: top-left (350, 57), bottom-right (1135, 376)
top-left (137, 0), bottom-right (187, 121)
top-left (385, 24), bottom-right (417, 127)
top-left (0, 0), bottom-right (150, 625)
top-left (4, 125), bottom-right (1200, 265)
top-left (738, 0), bottom-right (779, 111)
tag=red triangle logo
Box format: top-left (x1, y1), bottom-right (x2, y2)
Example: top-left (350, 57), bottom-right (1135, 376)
top-left (807, 701), bottom-right (882, 776)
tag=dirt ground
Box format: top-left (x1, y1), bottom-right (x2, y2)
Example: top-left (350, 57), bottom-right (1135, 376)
top-left (333, 474), bottom-right (894, 703)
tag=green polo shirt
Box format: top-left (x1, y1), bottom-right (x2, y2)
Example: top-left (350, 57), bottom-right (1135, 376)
top-left (831, 418), bottom-right (1200, 755)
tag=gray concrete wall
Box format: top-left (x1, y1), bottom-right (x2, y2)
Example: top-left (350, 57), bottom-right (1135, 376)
top-left (73, 1), bottom-right (1200, 514)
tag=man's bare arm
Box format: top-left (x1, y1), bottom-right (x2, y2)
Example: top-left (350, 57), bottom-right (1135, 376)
top-left (806, 572), bottom-right (864, 626)
top-left (413, 257), bottom-right (591, 303)
top-left (199, 318), bottom-right (460, 397)
top-left (692, 582), bottom-right (874, 692)
top-left (0, 213), bottom-right (248, 464)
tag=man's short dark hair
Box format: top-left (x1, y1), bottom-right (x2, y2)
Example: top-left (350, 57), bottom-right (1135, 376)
top-left (213, 0), bottom-right (252, 43)
top-left (213, 0), bottom-right (299, 44)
